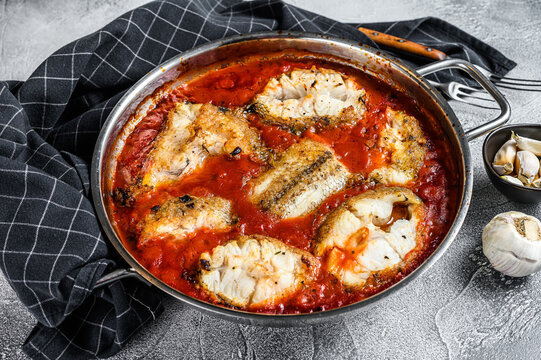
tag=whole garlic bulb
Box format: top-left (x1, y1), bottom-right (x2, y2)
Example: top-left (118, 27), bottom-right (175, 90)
top-left (482, 211), bottom-right (541, 277)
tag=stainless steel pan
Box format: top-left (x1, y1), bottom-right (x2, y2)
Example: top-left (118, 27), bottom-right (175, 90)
top-left (91, 32), bottom-right (510, 326)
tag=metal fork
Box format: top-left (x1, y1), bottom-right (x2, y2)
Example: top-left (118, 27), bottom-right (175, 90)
top-left (473, 65), bottom-right (541, 91)
top-left (428, 79), bottom-right (498, 109)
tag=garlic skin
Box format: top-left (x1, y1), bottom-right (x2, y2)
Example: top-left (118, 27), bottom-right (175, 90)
top-left (492, 138), bottom-right (516, 175)
top-left (493, 163), bottom-right (513, 176)
top-left (515, 150), bottom-right (540, 185)
top-left (501, 175), bottom-right (524, 186)
top-left (533, 178), bottom-right (541, 188)
top-left (482, 211), bottom-right (541, 277)
top-left (513, 132), bottom-right (541, 156)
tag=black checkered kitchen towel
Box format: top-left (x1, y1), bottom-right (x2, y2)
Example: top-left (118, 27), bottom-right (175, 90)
top-left (0, 0), bottom-right (516, 358)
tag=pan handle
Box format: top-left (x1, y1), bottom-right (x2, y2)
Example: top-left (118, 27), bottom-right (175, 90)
top-left (415, 59), bottom-right (511, 141)
top-left (94, 268), bottom-right (150, 288)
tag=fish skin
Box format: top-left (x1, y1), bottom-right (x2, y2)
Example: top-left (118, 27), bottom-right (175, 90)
top-left (249, 139), bottom-right (350, 219)
top-left (368, 107), bottom-right (427, 185)
top-left (253, 67), bottom-right (366, 133)
top-left (138, 195), bottom-right (236, 245)
top-left (141, 102), bottom-right (267, 188)
top-left (198, 235), bottom-right (319, 308)
top-left (315, 186), bottom-right (425, 288)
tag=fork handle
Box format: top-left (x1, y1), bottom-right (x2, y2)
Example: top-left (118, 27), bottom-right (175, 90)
top-left (358, 27), bottom-right (447, 61)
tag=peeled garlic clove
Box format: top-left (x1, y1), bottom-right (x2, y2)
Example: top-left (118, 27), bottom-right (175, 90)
top-left (482, 211), bottom-right (541, 277)
top-left (515, 150), bottom-right (540, 185)
top-left (493, 163), bottom-right (514, 176)
top-left (501, 175), bottom-right (523, 186)
top-left (513, 132), bottom-right (541, 156)
top-left (492, 137), bottom-right (516, 175)
top-left (533, 178), bottom-right (541, 188)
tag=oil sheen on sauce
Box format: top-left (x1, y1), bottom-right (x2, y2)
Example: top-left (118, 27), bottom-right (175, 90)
top-left (111, 56), bottom-right (459, 314)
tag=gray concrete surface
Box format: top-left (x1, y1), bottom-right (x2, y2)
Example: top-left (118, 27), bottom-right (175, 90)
top-left (1, 0), bottom-right (541, 359)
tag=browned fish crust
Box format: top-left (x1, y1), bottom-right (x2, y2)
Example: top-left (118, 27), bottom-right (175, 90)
top-left (138, 195), bottom-right (236, 245)
top-left (253, 67), bottom-right (367, 133)
top-left (250, 139), bottom-right (350, 218)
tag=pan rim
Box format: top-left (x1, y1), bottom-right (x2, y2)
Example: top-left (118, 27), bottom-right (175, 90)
top-left (90, 31), bottom-right (473, 325)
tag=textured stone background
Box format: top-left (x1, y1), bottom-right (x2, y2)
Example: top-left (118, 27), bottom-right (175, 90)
top-left (1, 0), bottom-right (540, 359)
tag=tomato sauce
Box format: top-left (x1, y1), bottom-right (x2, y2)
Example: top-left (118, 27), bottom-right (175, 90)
top-left (110, 56), bottom-right (460, 314)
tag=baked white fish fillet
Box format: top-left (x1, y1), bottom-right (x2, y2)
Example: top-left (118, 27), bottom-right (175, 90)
top-left (139, 195), bottom-right (236, 245)
top-left (249, 139), bottom-right (350, 219)
top-left (368, 108), bottom-right (427, 185)
top-left (142, 102), bottom-right (266, 188)
top-left (198, 235), bottom-right (319, 308)
top-left (315, 187), bottom-right (425, 288)
top-left (253, 67), bottom-right (366, 132)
